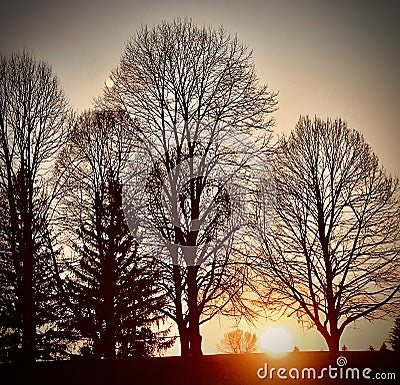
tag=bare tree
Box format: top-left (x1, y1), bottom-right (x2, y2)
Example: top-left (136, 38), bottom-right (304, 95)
top-left (0, 51), bottom-right (70, 362)
top-left (103, 19), bottom-right (277, 358)
top-left (216, 329), bottom-right (257, 354)
top-left (258, 116), bottom-right (400, 353)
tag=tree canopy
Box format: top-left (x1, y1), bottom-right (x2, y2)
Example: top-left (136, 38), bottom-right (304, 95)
top-left (259, 116), bottom-right (400, 353)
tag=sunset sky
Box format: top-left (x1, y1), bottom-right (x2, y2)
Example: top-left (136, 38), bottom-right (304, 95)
top-left (1, 0), bottom-right (399, 354)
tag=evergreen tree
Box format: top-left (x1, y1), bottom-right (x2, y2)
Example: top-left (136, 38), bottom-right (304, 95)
top-left (0, 171), bottom-right (69, 361)
top-left (379, 342), bottom-right (388, 351)
top-left (388, 316), bottom-right (400, 351)
top-left (65, 177), bottom-right (173, 358)
top-left (0, 51), bottom-right (70, 362)
top-left (0, 189), bottom-right (19, 362)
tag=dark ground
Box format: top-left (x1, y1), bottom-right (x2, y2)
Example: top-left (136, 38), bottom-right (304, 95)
top-left (1, 351), bottom-right (399, 385)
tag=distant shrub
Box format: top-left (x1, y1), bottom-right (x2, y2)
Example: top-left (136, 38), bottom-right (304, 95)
top-left (216, 329), bottom-right (257, 354)
top-left (379, 342), bottom-right (388, 351)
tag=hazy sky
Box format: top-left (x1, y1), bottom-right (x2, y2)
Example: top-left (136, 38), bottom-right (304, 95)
top-left (1, 0), bottom-right (399, 353)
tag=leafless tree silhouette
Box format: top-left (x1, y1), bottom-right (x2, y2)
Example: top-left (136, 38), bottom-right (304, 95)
top-left (216, 329), bottom-right (257, 354)
top-left (103, 18), bottom-right (277, 358)
top-left (0, 51), bottom-right (70, 362)
top-left (258, 116), bottom-right (400, 353)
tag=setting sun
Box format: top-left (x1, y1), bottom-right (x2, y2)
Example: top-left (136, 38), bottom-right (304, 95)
top-left (260, 327), bottom-right (294, 354)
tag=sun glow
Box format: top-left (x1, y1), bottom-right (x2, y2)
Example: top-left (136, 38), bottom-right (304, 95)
top-left (260, 327), bottom-right (294, 355)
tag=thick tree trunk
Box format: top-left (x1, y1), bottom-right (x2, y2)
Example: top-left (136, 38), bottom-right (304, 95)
top-left (172, 256), bottom-right (191, 358)
top-left (189, 323), bottom-right (202, 359)
top-left (326, 331), bottom-right (341, 356)
top-left (187, 266), bottom-right (202, 358)
top-left (178, 325), bottom-right (190, 357)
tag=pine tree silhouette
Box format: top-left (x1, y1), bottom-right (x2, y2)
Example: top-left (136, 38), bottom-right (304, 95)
top-left (388, 316), bottom-right (400, 351)
top-left (0, 170), bottom-right (68, 361)
top-left (65, 176), bottom-right (174, 358)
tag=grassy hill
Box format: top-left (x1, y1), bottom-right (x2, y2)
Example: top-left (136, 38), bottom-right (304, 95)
top-left (1, 351), bottom-right (399, 385)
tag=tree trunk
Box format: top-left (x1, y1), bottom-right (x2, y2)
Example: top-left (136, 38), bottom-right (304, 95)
top-left (171, 256), bottom-right (191, 358)
top-left (326, 331), bottom-right (341, 356)
top-left (178, 325), bottom-right (190, 357)
top-left (103, 258), bottom-right (116, 360)
top-left (20, 181), bottom-right (35, 363)
top-left (189, 323), bottom-right (202, 359)
top-left (102, 192), bottom-right (116, 360)
top-left (21, 249), bottom-right (35, 363)
top-left (187, 265), bottom-right (202, 358)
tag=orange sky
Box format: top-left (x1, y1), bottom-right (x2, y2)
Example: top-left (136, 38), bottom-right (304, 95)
top-left (1, 0), bottom-right (399, 353)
